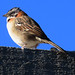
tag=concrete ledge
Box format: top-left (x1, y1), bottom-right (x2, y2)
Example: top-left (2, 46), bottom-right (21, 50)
top-left (0, 46), bottom-right (75, 75)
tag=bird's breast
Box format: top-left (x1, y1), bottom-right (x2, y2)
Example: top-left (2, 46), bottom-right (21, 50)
top-left (7, 20), bottom-right (23, 46)
top-left (7, 20), bottom-right (39, 48)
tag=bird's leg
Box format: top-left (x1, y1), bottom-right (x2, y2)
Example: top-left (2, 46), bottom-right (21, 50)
top-left (34, 44), bottom-right (39, 49)
top-left (21, 44), bottom-right (27, 52)
top-left (31, 44), bottom-right (39, 50)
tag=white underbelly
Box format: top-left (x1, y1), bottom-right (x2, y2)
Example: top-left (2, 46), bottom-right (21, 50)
top-left (7, 21), bottom-right (39, 48)
top-left (7, 22), bottom-right (23, 46)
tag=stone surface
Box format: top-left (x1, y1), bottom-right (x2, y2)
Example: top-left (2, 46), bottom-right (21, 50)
top-left (0, 46), bottom-right (75, 75)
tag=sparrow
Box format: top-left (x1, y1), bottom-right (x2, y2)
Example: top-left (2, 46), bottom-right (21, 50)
top-left (3, 7), bottom-right (66, 53)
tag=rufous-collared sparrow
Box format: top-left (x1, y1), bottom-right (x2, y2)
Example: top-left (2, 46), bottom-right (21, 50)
top-left (3, 7), bottom-right (66, 53)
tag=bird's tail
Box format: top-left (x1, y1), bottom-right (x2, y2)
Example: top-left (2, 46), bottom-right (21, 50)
top-left (36, 37), bottom-right (66, 53)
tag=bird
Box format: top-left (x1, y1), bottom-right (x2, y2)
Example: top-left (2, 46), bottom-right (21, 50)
top-left (3, 7), bottom-right (66, 53)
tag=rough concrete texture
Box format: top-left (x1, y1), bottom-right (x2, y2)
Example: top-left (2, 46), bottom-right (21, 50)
top-left (0, 46), bottom-right (75, 75)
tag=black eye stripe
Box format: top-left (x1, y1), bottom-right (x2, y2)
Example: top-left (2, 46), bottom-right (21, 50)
top-left (9, 11), bottom-right (17, 16)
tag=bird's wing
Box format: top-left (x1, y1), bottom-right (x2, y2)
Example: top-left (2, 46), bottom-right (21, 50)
top-left (15, 16), bottom-right (50, 40)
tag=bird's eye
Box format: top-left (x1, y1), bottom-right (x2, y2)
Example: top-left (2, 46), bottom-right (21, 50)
top-left (14, 13), bottom-right (18, 17)
top-left (7, 19), bottom-right (10, 22)
top-left (15, 14), bottom-right (18, 17)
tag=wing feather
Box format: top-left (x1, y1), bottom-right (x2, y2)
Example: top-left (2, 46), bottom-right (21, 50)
top-left (15, 16), bottom-right (50, 41)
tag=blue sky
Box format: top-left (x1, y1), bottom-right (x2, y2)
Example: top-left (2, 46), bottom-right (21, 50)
top-left (0, 0), bottom-right (75, 51)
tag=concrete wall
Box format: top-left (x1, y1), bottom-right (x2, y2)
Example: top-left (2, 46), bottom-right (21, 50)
top-left (0, 46), bottom-right (75, 75)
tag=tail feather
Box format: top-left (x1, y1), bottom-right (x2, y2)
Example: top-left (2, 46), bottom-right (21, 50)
top-left (36, 37), bottom-right (66, 53)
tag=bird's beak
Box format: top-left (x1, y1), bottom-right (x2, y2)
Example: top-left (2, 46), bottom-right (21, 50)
top-left (3, 13), bottom-right (8, 17)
